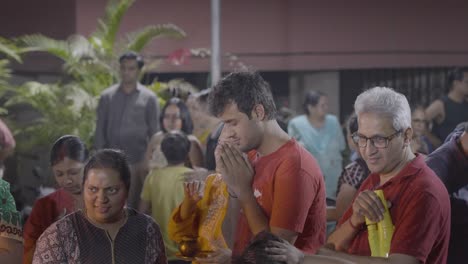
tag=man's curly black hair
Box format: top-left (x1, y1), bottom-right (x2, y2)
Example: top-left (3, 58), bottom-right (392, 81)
top-left (208, 71), bottom-right (277, 120)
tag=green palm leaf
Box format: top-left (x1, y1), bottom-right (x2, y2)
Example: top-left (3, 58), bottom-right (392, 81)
top-left (18, 34), bottom-right (71, 62)
top-left (0, 59), bottom-right (12, 84)
top-left (91, 0), bottom-right (135, 55)
top-left (126, 24), bottom-right (186, 52)
top-left (0, 37), bottom-right (22, 62)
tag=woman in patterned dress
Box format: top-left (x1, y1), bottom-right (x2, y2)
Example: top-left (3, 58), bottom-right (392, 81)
top-left (33, 149), bottom-right (167, 264)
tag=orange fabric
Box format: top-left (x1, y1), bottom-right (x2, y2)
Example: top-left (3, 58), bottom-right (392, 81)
top-left (233, 139), bottom-right (327, 256)
top-left (168, 174), bottom-right (228, 262)
top-left (22, 189), bottom-right (76, 264)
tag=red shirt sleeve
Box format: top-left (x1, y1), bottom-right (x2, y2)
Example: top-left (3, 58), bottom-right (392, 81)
top-left (390, 192), bottom-right (446, 263)
top-left (269, 159), bottom-right (315, 232)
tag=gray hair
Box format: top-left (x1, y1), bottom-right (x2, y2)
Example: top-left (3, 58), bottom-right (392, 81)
top-left (354, 87), bottom-right (411, 131)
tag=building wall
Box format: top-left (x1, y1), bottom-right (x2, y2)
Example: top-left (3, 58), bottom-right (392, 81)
top-left (75, 0), bottom-right (468, 72)
top-left (0, 0), bottom-right (77, 74)
top-left (2, 0), bottom-right (467, 73)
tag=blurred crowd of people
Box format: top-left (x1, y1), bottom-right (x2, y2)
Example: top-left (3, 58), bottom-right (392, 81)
top-left (0, 52), bottom-right (467, 264)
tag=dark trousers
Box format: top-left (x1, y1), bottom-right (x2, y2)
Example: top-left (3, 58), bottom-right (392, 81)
top-left (127, 161), bottom-right (147, 209)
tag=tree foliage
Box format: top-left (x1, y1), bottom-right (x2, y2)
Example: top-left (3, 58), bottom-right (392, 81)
top-left (1, 0), bottom-right (186, 151)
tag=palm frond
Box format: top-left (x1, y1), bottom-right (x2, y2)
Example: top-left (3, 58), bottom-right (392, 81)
top-left (67, 35), bottom-right (96, 59)
top-left (0, 59), bottom-right (12, 83)
top-left (18, 34), bottom-right (71, 62)
top-left (0, 37), bottom-right (22, 62)
top-left (91, 0), bottom-right (135, 55)
top-left (6, 81), bottom-right (97, 151)
top-left (0, 59), bottom-right (14, 97)
top-left (141, 58), bottom-right (164, 74)
top-left (126, 24), bottom-right (186, 52)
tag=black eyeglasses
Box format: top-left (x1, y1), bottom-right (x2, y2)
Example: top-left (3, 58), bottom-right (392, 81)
top-left (352, 130), bottom-right (402, 149)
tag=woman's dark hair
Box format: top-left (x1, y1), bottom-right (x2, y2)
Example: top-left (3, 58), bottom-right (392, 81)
top-left (50, 135), bottom-right (88, 166)
top-left (119, 51), bottom-right (144, 69)
top-left (161, 131), bottom-right (191, 165)
top-left (160, 97), bottom-right (194, 134)
top-left (83, 149), bottom-right (131, 191)
top-left (234, 231), bottom-right (286, 264)
top-left (303, 90), bottom-right (325, 115)
top-left (447, 67), bottom-right (468, 91)
top-left (346, 112), bottom-right (359, 135)
top-left (208, 71), bottom-right (277, 120)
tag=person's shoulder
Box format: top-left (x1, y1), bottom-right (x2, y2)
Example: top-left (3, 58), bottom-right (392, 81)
top-left (408, 158), bottom-right (448, 197)
top-left (188, 134), bottom-right (201, 143)
top-left (289, 114), bottom-right (307, 124)
top-left (46, 211), bottom-right (77, 232)
top-left (137, 84), bottom-right (157, 97)
top-left (162, 165), bottom-right (192, 175)
top-left (34, 189), bottom-right (63, 205)
top-left (100, 84), bottom-right (119, 96)
top-left (325, 114), bottom-right (339, 122)
top-left (279, 139), bottom-right (305, 159)
top-left (426, 98), bottom-right (445, 112)
top-left (406, 168), bottom-right (450, 212)
top-left (132, 209), bottom-right (160, 227)
top-left (145, 168), bottom-right (160, 180)
top-left (279, 140), bottom-right (321, 171)
top-left (426, 137), bottom-right (456, 162)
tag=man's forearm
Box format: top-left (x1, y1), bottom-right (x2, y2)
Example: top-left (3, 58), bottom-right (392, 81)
top-left (239, 193), bottom-right (270, 235)
top-left (318, 249), bottom-right (387, 264)
top-left (304, 255), bottom-right (356, 264)
top-left (318, 248), bottom-right (419, 264)
top-left (327, 219), bottom-right (360, 251)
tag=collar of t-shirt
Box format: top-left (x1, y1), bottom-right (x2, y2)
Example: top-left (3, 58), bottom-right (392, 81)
top-left (367, 154), bottom-right (424, 190)
top-left (118, 83), bottom-right (142, 95)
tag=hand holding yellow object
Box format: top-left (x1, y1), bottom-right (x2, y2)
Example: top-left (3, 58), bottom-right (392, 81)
top-left (365, 190), bottom-right (394, 257)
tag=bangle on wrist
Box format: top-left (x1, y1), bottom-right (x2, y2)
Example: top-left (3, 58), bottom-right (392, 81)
top-left (349, 218), bottom-right (362, 230)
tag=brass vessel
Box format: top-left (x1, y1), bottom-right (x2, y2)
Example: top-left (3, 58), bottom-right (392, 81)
top-left (178, 237), bottom-right (199, 257)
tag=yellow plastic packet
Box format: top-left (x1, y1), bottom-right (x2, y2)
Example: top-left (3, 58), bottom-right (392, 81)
top-left (365, 190), bottom-right (394, 257)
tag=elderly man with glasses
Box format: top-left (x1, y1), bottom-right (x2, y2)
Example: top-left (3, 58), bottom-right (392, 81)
top-left (314, 87), bottom-right (451, 264)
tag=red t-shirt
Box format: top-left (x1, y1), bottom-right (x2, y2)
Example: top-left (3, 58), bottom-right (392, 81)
top-left (232, 139), bottom-right (326, 256)
top-left (338, 154), bottom-right (450, 264)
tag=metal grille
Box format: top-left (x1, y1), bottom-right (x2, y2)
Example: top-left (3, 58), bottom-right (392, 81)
top-left (339, 67), bottom-right (466, 119)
